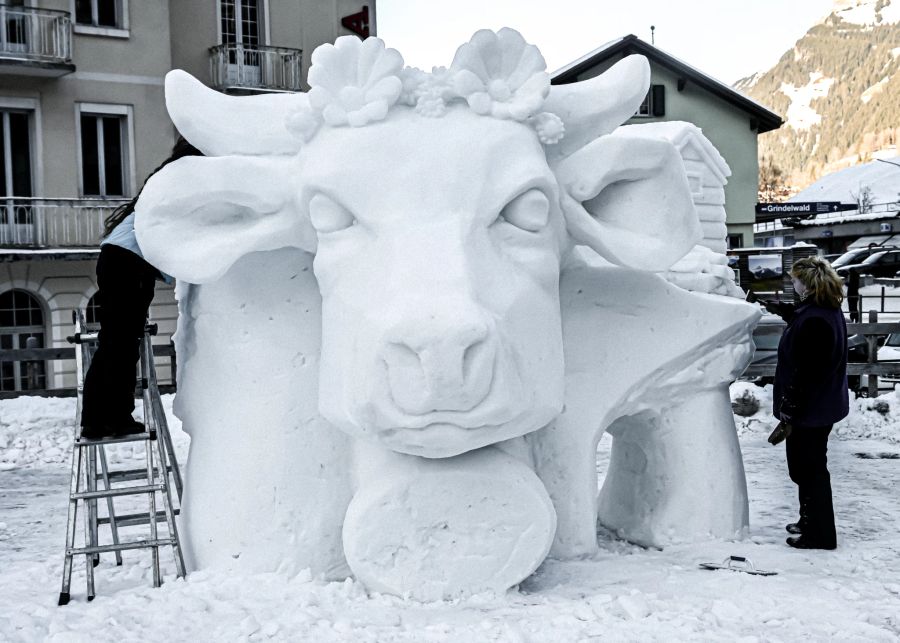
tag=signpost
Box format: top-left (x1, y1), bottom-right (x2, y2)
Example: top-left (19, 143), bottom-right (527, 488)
top-left (755, 202), bottom-right (857, 222)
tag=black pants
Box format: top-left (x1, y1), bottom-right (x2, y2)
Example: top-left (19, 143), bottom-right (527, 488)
top-left (848, 296), bottom-right (860, 323)
top-left (785, 424), bottom-right (837, 547)
top-left (81, 245), bottom-right (158, 428)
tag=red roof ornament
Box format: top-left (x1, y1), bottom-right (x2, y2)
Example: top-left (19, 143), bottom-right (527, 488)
top-left (341, 6), bottom-right (370, 38)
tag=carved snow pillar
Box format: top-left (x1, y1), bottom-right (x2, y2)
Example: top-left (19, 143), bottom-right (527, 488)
top-left (598, 384), bottom-right (749, 546)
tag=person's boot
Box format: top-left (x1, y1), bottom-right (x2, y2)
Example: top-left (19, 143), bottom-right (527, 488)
top-left (787, 497), bottom-right (811, 535)
top-left (80, 418), bottom-right (145, 440)
top-left (785, 522), bottom-right (803, 535)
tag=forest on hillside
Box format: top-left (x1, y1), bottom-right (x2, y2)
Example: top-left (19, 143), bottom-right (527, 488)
top-left (737, 17), bottom-right (900, 194)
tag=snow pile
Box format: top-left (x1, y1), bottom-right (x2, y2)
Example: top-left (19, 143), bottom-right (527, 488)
top-left (0, 397), bottom-right (74, 470)
top-left (0, 395), bottom-right (188, 471)
top-left (731, 381), bottom-right (900, 444)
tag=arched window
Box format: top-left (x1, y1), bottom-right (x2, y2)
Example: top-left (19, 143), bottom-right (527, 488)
top-left (0, 289), bottom-right (46, 391)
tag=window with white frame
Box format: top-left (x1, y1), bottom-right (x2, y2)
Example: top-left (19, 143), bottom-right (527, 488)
top-left (1, 0), bottom-right (28, 53)
top-left (727, 234), bottom-right (744, 250)
top-left (635, 84), bottom-right (666, 118)
top-left (78, 106), bottom-right (130, 197)
top-left (0, 109), bottom-right (33, 199)
top-left (219, 0), bottom-right (265, 85)
top-left (74, 0), bottom-right (123, 28)
top-left (221, 0), bottom-right (261, 48)
top-left (0, 108), bottom-right (34, 245)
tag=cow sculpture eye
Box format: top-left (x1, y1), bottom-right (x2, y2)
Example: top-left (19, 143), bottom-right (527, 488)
top-left (498, 189), bottom-right (550, 232)
top-left (309, 194), bottom-right (357, 234)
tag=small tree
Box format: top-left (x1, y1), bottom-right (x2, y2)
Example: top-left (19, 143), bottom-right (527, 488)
top-left (851, 184), bottom-right (874, 213)
top-left (758, 154), bottom-right (787, 202)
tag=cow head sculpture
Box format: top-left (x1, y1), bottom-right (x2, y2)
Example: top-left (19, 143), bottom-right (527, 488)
top-left (135, 29), bottom-right (700, 459)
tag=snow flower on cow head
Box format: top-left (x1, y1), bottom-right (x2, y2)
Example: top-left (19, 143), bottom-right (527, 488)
top-left (307, 36), bottom-right (404, 128)
top-left (449, 28), bottom-right (550, 122)
top-left (283, 30), bottom-right (564, 146)
top-left (529, 112), bottom-right (565, 145)
top-left (399, 66), bottom-right (456, 117)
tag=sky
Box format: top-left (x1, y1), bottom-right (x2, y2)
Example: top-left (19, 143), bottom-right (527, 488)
top-left (376, 0), bottom-right (837, 85)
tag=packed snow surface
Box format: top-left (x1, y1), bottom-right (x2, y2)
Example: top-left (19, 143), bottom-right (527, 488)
top-left (2, 389), bottom-right (900, 641)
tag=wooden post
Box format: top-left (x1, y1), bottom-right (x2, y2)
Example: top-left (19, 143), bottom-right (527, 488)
top-left (881, 286), bottom-right (886, 313)
top-left (868, 310), bottom-right (879, 398)
top-left (24, 336), bottom-right (39, 390)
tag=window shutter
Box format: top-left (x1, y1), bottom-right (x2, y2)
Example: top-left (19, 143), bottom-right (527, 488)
top-left (651, 85), bottom-right (666, 116)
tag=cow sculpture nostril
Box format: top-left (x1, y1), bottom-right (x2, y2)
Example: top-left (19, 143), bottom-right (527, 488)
top-left (382, 324), bottom-right (496, 416)
top-left (462, 336), bottom-right (490, 382)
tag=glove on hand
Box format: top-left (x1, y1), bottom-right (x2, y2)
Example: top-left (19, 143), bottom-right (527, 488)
top-left (768, 421), bottom-right (793, 445)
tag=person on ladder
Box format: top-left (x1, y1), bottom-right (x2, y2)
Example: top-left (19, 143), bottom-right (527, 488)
top-left (80, 137), bottom-right (202, 440)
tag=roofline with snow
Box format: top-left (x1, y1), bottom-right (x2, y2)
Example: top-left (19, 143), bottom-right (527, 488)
top-left (614, 122), bottom-right (731, 183)
top-left (551, 34), bottom-right (784, 134)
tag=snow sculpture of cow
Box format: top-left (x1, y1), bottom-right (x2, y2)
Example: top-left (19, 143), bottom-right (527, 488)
top-left (135, 29), bottom-right (759, 600)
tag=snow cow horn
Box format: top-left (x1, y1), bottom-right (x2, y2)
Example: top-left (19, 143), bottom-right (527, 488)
top-left (544, 55), bottom-right (650, 162)
top-left (164, 70), bottom-right (307, 157)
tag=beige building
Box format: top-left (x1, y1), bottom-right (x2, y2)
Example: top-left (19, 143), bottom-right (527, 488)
top-left (552, 34), bottom-right (783, 251)
top-left (0, 0), bottom-right (375, 394)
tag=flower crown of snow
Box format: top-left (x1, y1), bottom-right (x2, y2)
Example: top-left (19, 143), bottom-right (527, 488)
top-left (285, 28), bottom-right (565, 145)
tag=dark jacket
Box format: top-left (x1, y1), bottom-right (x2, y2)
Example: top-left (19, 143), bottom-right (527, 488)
top-left (773, 300), bottom-right (849, 427)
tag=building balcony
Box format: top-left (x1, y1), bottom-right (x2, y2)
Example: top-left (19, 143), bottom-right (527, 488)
top-left (0, 197), bottom-right (127, 251)
top-left (209, 44), bottom-right (303, 93)
top-left (0, 4), bottom-right (74, 77)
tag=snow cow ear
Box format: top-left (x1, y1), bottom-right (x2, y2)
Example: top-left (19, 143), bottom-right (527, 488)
top-left (134, 156), bottom-right (316, 284)
top-left (554, 134), bottom-right (700, 272)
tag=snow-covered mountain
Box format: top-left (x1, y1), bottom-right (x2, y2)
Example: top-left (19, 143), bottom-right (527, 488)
top-left (735, 0), bottom-right (900, 192)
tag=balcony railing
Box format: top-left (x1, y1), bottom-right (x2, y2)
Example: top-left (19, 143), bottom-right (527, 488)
top-left (0, 4), bottom-right (72, 65)
top-left (209, 44), bottom-right (303, 92)
top-left (0, 198), bottom-right (127, 248)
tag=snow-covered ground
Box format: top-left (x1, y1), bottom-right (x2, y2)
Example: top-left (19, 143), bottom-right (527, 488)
top-left (1, 388), bottom-right (900, 642)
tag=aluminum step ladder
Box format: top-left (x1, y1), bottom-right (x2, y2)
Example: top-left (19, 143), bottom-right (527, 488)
top-left (58, 311), bottom-right (185, 605)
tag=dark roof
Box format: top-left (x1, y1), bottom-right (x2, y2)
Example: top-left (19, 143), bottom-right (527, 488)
top-left (551, 34), bottom-right (783, 134)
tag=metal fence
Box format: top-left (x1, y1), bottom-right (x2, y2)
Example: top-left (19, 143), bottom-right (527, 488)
top-left (744, 316), bottom-right (900, 397)
top-left (0, 198), bottom-right (127, 248)
top-left (0, 4), bottom-right (72, 63)
top-left (0, 343), bottom-right (176, 398)
top-left (209, 43), bottom-right (304, 92)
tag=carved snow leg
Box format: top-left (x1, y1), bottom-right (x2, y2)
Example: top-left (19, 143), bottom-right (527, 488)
top-left (342, 441), bottom-right (557, 600)
top-left (529, 412), bottom-right (605, 559)
top-left (597, 385), bottom-right (749, 547)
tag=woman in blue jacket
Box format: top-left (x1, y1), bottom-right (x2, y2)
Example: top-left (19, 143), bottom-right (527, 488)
top-left (770, 256), bottom-right (848, 550)
top-left (80, 138), bottom-right (201, 440)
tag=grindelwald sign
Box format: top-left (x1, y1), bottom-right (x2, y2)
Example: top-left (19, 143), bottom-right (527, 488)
top-left (755, 202), bottom-right (857, 222)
